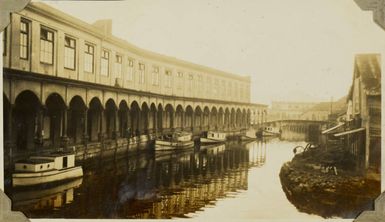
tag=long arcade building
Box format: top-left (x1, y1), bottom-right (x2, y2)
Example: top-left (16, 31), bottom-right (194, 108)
top-left (2, 2), bottom-right (267, 165)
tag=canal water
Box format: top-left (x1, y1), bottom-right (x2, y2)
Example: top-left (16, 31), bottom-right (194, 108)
top-left (6, 136), bottom-right (335, 220)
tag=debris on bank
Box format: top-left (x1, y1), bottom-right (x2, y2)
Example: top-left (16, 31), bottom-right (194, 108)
top-left (279, 144), bottom-right (380, 219)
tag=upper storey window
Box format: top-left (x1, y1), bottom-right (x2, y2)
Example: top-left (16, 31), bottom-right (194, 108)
top-left (84, 43), bottom-right (94, 73)
top-left (206, 77), bottom-right (211, 95)
top-left (115, 54), bottom-right (122, 78)
top-left (64, 36), bottom-right (76, 70)
top-left (165, 70), bottom-right (172, 88)
top-left (20, 19), bottom-right (29, 59)
top-left (152, 66), bottom-right (159, 86)
top-left (138, 63), bottom-right (145, 84)
top-left (188, 74), bottom-right (193, 90)
top-left (198, 75), bottom-right (203, 91)
top-left (127, 59), bottom-right (134, 81)
top-left (177, 72), bottom-right (183, 89)
top-left (100, 49), bottom-right (109, 76)
top-left (227, 81), bottom-right (231, 97)
top-left (40, 28), bottom-right (54, 64)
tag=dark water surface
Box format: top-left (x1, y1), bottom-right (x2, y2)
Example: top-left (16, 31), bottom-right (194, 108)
top-left (7, 138), bottom-right (331, 219)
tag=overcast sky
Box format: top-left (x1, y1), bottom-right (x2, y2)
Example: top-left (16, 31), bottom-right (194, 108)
top-left (42, 0), bottom-right (385, 105)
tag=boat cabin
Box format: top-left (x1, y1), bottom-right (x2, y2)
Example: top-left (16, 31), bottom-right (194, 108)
top-left (159, 132), bottom-right (192, 142)
top-left (206, 131), bottom-right (226, 140)
top-left (15, 152), bottom-right (76, 173)
top-left (15, 159), bottom-right (55, 173)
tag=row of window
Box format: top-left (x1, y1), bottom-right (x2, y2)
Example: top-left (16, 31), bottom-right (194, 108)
top-left (4, 18), bottom-right (250, 99)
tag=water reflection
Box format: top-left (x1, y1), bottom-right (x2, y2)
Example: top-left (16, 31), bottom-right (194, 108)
top-left (6, 135), bottom-right (361, 220)
top-left (9, 141), bottom-right (267, 219)
top-left (11, 178), bottom-right (82, 211)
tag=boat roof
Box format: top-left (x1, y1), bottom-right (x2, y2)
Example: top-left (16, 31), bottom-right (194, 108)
top-left (16, 159), bottom-right (53, 164)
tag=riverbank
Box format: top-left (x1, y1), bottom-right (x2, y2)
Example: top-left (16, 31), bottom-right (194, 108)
top-left (279, 145), bottom-right (381, 218)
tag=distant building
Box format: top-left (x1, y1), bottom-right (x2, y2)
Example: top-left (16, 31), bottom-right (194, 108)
top-left (267, 98), bottom-right (347, 122)
top-left (267, 101), bottom-right (317, 122)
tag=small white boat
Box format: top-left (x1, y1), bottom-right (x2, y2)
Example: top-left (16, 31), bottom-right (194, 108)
top-left (200, 131), bottom-right (227, 145)
top-left (12, 152), bottom-right (83, 187)
top-left (256, 127), bottom-right (281, 137)
top-left (155, 132), bottom-right (194, 151)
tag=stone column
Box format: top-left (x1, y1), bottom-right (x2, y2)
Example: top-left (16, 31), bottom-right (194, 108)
top-left (191, 113), bottom-right (195, 131)
top-left (200, 113), bottom-right (203, 130)
top-left (6, 104), bottom-right (15, 169)
top-left (83, 109), bottom-right (89, 143)
top-left (207, 113), bottom-right (211, 130)
top-left (98, 109), bottom-right (105, 142)
top-left (113, 109), bottom-right (120, 139)
top-left (181, 111), bottom-right (186, 130)
top-left (61, 108), bottom-right (69, 151)
top-left (35, 106), bottom-right (45, 147)
top-left (170, 111), bottom-right (175, 132)
top-left (154, 111), bottom-right (158, 135)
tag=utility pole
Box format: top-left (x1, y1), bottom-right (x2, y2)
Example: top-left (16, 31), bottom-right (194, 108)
top-left (330, 96), bottom-right (333, 116)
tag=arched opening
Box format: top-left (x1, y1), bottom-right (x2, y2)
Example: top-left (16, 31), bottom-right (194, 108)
top-left (218, 107), bottom-right (224, 128)
top-left (242, 109), bottom-right (247, 129)
top-left (68, 96), bottom-right (86, 145)
top-left (235, 108), bottom-right (242, 128)
top-left (149, 103), bottom-right (157, 134)
top-left (230, 108), bottom-right (236, 129)
top-left (224, 108), bottom-right (230, 130)
top-left (157, 104), bottom-right (163, 133)
top-left (130, 101), bottom-right (141, 136)
top-left (185, 105), bottom-right (194, 131)
top-left (247, 109), bottom-right (251, 128)
top-left (210, 107), bottom-right (218, 130)
top-left (194, 106), bottom-right (202, 129)
top-left (45, 93), bottom-right (67, 148)
top-left (175, 105), bottom-right (184, 130)
top-left (88, 97), bottom-right (103, 142)
top-left (164, 104), bottom-right (174, 131)
top-left (203, 106), bottom-right (210, 130)
top-left (141, 103), bottom-right (149, 134)
top-left (105, 99), bottom-right (118, 140)
top-left (3, 94), bottom-right (11, 143)
top-left (14, 91), bottom-right (41, 150)
top-left (118, 100), bottom-right (130, 138)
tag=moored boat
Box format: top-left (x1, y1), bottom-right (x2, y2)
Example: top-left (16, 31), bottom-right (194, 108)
top-left (256, 126), bottom-right (281, 138)
top-left (12, 152), bottom-right (83, 187)
top-left (155, 132), bottom-right (194, 151)
top-left (200, 131), bottom-right (227, 145)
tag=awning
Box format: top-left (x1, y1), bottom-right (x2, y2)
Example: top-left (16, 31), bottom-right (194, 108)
top-left (322, 122), bottom-right (345, 134)
top-left (333, 127), bottom-right (365, 137)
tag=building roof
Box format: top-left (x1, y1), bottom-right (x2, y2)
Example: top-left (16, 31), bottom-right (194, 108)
top-left (354, 54), bottom-right (381, 95)
top-left (26, 2), bottom-right (250, 82)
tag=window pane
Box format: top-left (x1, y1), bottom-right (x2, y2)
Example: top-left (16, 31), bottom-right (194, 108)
top-left (101, 58), bottom-right (109, 76)
top-left (40, 28), bottom-right (54, 64)
top-left (20, 21), bottom-right (29, 59)
top-left (64, 37), bottom-right (76, 69)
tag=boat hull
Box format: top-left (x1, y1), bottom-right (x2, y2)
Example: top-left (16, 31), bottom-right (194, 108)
top-left (200, 137), bottom-right (225, 145)
top-left (239, 135), bottom-right (256, 141)
top-left (12, 166), bottom-right (83, 187)
top-left (262, 131), bottom-right (280, 137)
top-left (155, 140), bottom-right (195, 151)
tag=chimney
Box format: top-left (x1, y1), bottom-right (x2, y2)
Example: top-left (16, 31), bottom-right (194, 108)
top-left (93, 19), bottom-right (112, 36)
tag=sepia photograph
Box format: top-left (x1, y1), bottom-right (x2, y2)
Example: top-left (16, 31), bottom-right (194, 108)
top-left (0, 0), bottom-right (384, 221)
